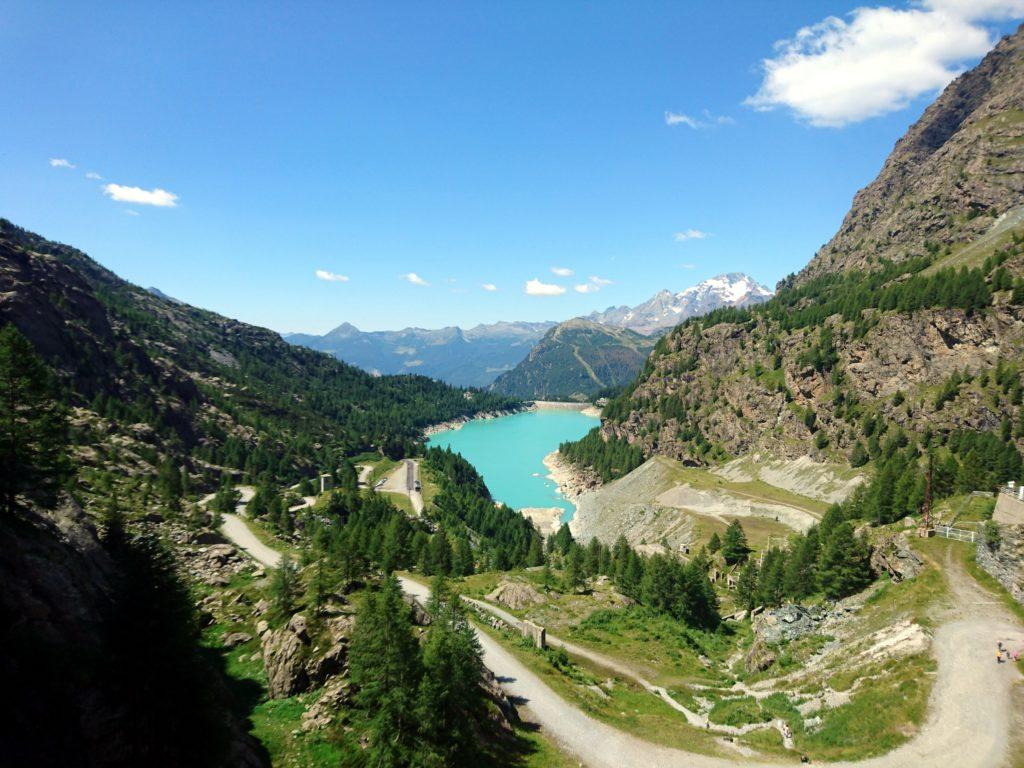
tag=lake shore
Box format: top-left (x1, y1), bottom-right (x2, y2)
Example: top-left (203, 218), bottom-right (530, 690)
top-left (421, 399), bottom-right (600, 439)
top-left (532, 400), bottom-right (602, 418)
top-left (542, 449), bottom-right (598, 506)
top-left (520, 505), bottom-right (563, 537)
top-left (420, 407), bottom-right (523, 438)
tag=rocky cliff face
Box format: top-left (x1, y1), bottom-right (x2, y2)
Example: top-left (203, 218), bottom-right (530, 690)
top-left (800, 25), bottom-right (1024, 282)
top-left (599, 27), bottom-right (1024, 467)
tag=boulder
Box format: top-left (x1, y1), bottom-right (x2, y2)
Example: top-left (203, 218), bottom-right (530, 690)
top-left (744, 637), bottom-right (776, 673)
top-left (870, 533), bottom-right (923, 582)
top-left (255, 619), bottom-right (269, 636)
top-left (288, 613), bottom-right (310, 641)
top-left (253, 598), bottom-right (270, 616)
top-left (486, 580), bottom-right (547, 610)
top-left (262, 629), bottom-right (308, 698)
top-left (307, 643), bottom-right (346, 684)
top-left (193, 529), bottom-right (224, 545)
top-left (754, 604), bottom-right (817, 645)
top-left (223, 631), bottom-right (253, 649)
top-left (301, 677), bottom-right (352, 732)
top-left (325, 614), bottom-right (356, 642)
top-left (204, 544), bottom-right (238, 565)
top-left (402, 594), bottom-right (431, 626)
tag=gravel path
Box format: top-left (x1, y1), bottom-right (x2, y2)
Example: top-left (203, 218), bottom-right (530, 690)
top-left (220, 508), bottom-right (1023, 767)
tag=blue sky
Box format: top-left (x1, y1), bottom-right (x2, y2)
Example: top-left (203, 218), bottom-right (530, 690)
top-left (2, 1), bottom-right (1022, 332)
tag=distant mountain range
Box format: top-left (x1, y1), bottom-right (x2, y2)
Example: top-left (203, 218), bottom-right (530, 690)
top-left (284, 321), bottom-right (555, 388)
top-left (284, 273), bottom-right (772, 391)
top-left (586, 273), bottom-right (773, 335)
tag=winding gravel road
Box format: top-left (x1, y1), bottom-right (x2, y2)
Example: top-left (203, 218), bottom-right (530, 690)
top-left (219, 508), bottom-right (1023, 767)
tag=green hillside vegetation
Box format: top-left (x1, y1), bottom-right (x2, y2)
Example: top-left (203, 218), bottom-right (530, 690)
top-left (0, 219), bottom-right (518, 486)
top-left (491, 318), bottom-right (656, 401)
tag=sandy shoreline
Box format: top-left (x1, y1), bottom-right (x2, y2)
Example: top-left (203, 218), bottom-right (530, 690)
top-left (532, 400), bottom-right (602, 418)
top-left (520, 506), bottom-right (563, 537)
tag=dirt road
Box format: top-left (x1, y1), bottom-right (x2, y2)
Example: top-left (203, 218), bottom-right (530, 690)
top-left (221, 509), bottom-right (1023, 768)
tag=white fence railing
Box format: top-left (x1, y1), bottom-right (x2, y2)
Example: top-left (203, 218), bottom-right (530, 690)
top-left (933, 525), bottom-right (977, 543)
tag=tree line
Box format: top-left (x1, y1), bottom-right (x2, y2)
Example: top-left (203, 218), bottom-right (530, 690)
top-left (558, 427), bottom-right (644, 482)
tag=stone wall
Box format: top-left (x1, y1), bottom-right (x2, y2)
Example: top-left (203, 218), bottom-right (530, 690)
top-left (521, 619), bottom-right (546, 650)
top-left (976, 523), bottom-right (1024, 606)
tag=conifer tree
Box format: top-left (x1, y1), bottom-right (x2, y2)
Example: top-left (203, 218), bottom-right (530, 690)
top-left (270, 555), bottom-right (298, 619)
top-left (349, 575), bottom-right (423, 766)
top-left (736, 559), bottom-right (760, 611)
top-left (0, 325), bottom-right (69, 516)
top-left (818, 522), bottom-right (872, 600)
top-left (416, 575), bottom-right (484, 764)
top-left (721, 520), bottom-right (750, 565)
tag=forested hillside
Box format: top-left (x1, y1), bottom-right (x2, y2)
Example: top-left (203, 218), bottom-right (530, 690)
top-left (0, 219), bottom-right (517, 483)
top-left (491, 318), bottom-right (655, 401)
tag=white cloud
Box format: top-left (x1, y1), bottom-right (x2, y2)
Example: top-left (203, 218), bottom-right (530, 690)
top-left (125, 210), bottom-right (140, 217)
top-left (575, 275), bottom-right (614, 294)
top-left (316, 269), bottom-right (349, 283)
top-left (681, 263), bottom-right (696, 270)
top-left (85, 171), bottom-right (103, 180)
top-left (665, 111), bottom-right (701, 129)
top-left (665, 110), bottom-right (735, 129)
top-left (103, 183), bottom-right (178, 207)
top-left (402, 272), bottom-right (429, 286)
top-left (49, 158), bottom-right (75, 169)
top-left (482, 283), bottom-right (497, 292)
top-left (746, 1), bottom-right (1024, 127)
top-left (525, 278), bottom-right (566, 296)
top-left (674, 229), bottom-right (709, 241)
top-left (550, 266), bottom-right (574, 277)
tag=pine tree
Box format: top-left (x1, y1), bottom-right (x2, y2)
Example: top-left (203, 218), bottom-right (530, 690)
top-left (707, 532), bottom-right (722, 553)
top-left (416, 575), bottom-right (484, 764)
top-left (757, 548), bottom-right (786, 607)
top-left (157, 456), bottom-right (183, 512)
top-left (783, 527), bottom-right (820, 600)
top-left (721, 520), bottom-right (750, 565)
top-left (426, 531), bottom-right (453, 576)
top-left (0, 325), bottom-right (68, 515)
top-left (818, 523), bottom-right (872, 600)
top-left (453, 536), bottom-right (475, 576)
top-left (526, 535), bottom-right (545, 568)
top-left (349, 575), bottom-right (423, 767)
top-left (563, 545), bottom-right (587, 593)
top-left (270, 555), bottom-right (298, 619)
top-left (736, 559), bottom-right (760, 611)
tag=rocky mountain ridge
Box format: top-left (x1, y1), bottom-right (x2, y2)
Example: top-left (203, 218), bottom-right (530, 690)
top-left (800, 24), bottom-right (1024, 283)
top-left (593, 26), bottom-right (1024, 469)
top-left (286, 274), bottom-right (772, 389)
top-left (587, 273), bottom-right (773, 335)
top-left (285, 320), bottom-right (555, 388)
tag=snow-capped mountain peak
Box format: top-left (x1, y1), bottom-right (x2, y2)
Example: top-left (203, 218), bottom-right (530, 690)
top-left (586, 273), bottom-right (773, 335)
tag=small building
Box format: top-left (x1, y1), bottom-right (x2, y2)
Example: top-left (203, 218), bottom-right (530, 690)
top-left (319, 474), bottom-right (334, 494)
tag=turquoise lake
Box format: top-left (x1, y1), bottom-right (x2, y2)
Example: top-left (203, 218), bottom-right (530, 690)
top-left (426, 409), bottom-right (599, 521)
